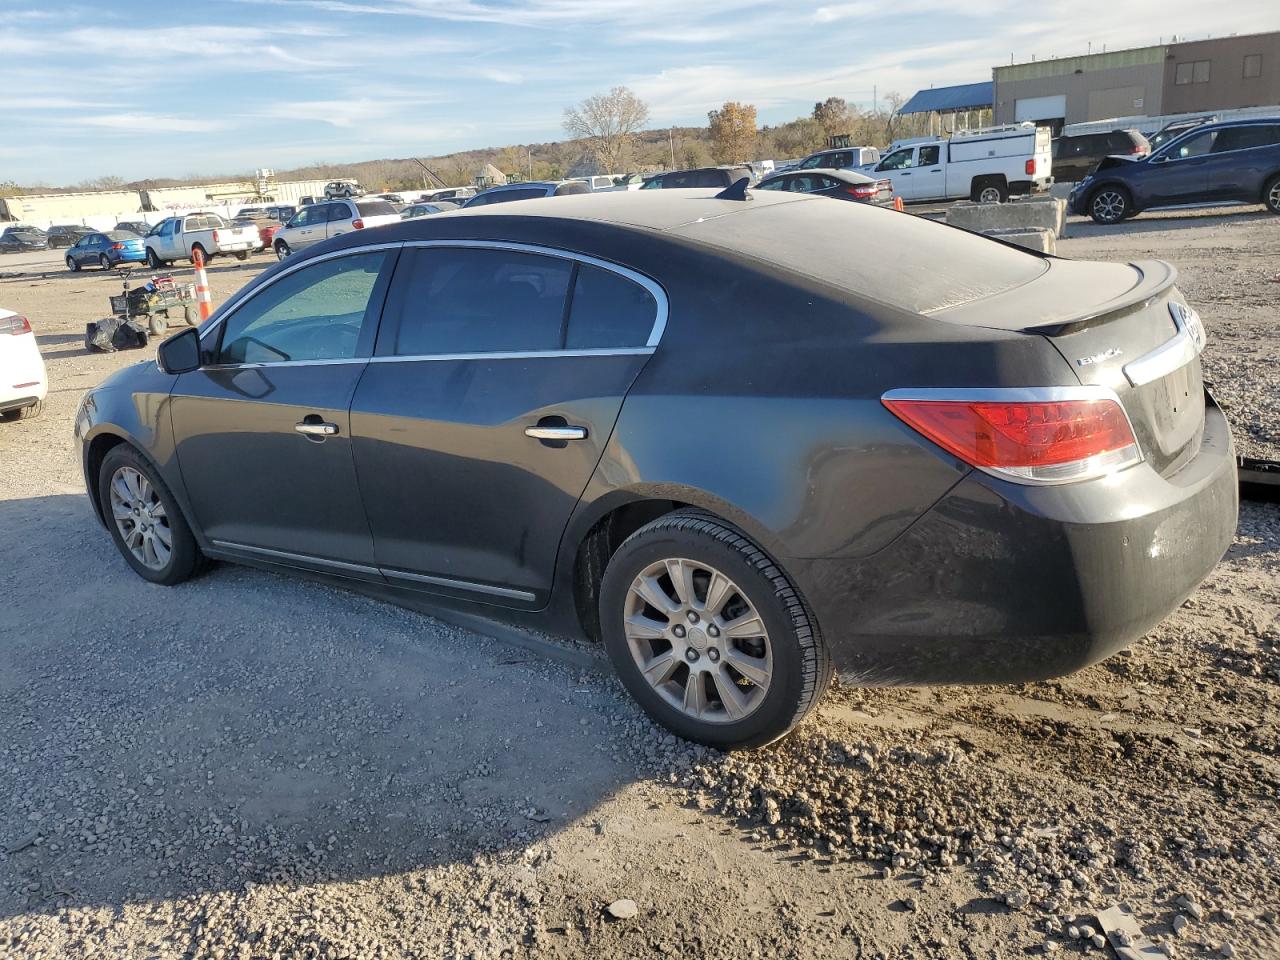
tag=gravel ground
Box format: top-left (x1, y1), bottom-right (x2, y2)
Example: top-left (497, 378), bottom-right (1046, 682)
top-left (1, 211), bottom-right (1277, 960)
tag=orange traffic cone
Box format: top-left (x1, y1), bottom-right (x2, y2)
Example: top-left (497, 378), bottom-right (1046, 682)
top-left (894, 196), bottom-right (905, 212)
top-left (193, 248), bottom-right (212, 321)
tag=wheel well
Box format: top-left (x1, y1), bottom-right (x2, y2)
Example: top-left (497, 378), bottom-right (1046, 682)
top-left (572, 499), bottom-right (690, 643)
top-left (85, 433), bottom-right (129, 523)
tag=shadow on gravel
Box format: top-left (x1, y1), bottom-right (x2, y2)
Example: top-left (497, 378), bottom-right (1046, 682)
top-left (0, 493), bottom-right (637, 923)
top-left (1066, 207), bottom-right (1271, 239)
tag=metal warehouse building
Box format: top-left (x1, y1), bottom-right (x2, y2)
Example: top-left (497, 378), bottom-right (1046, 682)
top-left (993, 30), bottom-right (1280, 130)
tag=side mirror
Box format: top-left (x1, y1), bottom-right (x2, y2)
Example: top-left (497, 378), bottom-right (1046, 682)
top-left (157, 327), bottom-right (201, 375)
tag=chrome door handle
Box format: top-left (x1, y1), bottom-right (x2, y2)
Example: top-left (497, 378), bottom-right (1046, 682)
top-left (295, 421), bottom-right (339, 436)
top-left (525, 425), bottom-right (587, 441)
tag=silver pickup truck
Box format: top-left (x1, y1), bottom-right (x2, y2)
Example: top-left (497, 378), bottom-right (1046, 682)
top-left (144, 213), bottom-right (258, 267)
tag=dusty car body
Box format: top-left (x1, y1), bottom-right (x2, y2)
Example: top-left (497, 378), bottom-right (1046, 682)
top-left (76, 189), bottom-right (1237, 748)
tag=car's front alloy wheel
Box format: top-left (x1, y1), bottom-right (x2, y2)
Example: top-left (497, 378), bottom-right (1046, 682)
top-left (1090, 188), bottom-right (1130, 224)
top-left (98, 446), bottom-right (201, 585)
top-left (600, 511), bottom-right (831, 749)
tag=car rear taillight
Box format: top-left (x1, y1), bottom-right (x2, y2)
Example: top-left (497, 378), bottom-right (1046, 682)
top-left (845, 183), bottom-right (878, 200)
top-left (882, 389), bottom-right (1142, 484)
top-left (111, 243), bottom-right (124, 250)
top-left (0, 314), bottom-right (32, 335)
top-left (1025, 158), bottom-right (1036, 175)
top-left (352, 218), bottom-right (365, 229)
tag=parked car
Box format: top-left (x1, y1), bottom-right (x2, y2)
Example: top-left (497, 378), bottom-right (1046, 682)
top-left (640, 166), bottom-right (754, 190)
top-left (755, 168), bottom-right (894, 205)
top-left (144, 213), bottom-right (258, 266)
top-left (0, 307), bottom-right (46, 421)
top-left (366, 192), bottom-right (406, 206)
top-left (866, 124), bottom-right (1052, 202)
top-left (1147, 116), bottom-right (1216, 151)
top-left (233, 216), bottom-right (283, 252)
top-left (324, 179), bottom-right (364, 199)
top-left (462, 181), bottom-right (592, 206)
top-left (114, 221), bottom-right (152, 236)
top-left (0, 228), bottom-right (48, 253)
top-left (46, 224), bottom-right (95, 248)
top-left (1052, 129), bottom-right (1149, 183)
top-left (400, 203), bottom-right (446, 219)
top-left (298, 196), bottom-right (319, 207)
top-left (789, 146), bottom-right (882, 173)
top-left (273, 199), bottom-right (401, 258)
top-left (417, 187), bottom-right (475, 203)
top-left (613, 173), bottom-right (648, 191)
top-left (65, 230), bottom-right (147, 271)
top-left (236, 204), bottom-right (297, 225)
top-left (576, 175), bottom-right (618, 192)
top-left (77, 189), bottom-right (1236, 749)
top-left (1068, 118), bottom-right (1280, 223)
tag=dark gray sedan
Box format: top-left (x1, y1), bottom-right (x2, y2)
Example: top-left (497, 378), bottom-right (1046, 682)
top-left (75, 189), bottom-right (1237, 749)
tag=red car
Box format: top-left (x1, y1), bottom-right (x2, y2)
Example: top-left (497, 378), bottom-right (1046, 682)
top-left (234, 217), bottom-right (282, 252)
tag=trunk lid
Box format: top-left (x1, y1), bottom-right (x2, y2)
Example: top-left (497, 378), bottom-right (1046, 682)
top-left (928, 258), bottom-right (1206, 476)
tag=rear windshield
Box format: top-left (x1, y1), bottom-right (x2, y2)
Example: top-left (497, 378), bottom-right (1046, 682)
top-left (106, 231), bottom-right (138, 240)
top-left (356, 200), bottom-right (398, 217)
top-left (674, 197), bottom-right (1048, 315)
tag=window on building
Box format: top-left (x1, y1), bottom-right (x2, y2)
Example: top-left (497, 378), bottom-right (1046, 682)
top-left (1243, 54), bottom-right (1262, 79)
top-left (1175, 60), bottom-right (1212, 85)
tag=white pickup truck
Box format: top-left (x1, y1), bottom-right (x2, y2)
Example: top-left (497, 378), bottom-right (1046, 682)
top-left (144, 212), bottom-right (258, 267)
top-left (861, 124), bottom-right (1053, 203)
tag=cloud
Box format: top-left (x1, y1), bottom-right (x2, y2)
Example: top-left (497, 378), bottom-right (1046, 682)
top-left (77, 114), bottom-right (227, 134)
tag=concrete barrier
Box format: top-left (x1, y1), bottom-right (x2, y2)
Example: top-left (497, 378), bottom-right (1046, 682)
top-left (946, 196), bottom-right (1067, 238)
top-left (981, 227), bottom-right (1056, 255)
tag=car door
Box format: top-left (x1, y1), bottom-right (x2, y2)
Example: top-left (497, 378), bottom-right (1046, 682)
top-left (292, 205), bottom-right (328, 248)
top-left (349, 242), bottom-right (664, 607)
top-left (1146, 129), bottom-right (1217, 206)
top-left (1201, 124), bottom-right (1278, 201)
top-left (68, 235), bottom-right (90, 266)
top-left (873, 147), bottom-right (916, 198)
top-left (912, 144), bottom-right (943, 199)
top-left (169, 247), bottom-right (397, 575)
top-left (325, 201), bottom-right (354, 239)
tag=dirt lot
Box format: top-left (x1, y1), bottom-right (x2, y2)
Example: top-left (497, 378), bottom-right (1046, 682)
top-left (1, 208), bottom-right (1277, 960)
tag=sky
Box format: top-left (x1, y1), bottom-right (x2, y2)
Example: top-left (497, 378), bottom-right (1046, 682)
top-left (1, 0), bottom-right (1276, 185)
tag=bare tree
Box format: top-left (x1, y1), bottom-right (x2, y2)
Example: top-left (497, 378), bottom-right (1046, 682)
top-left (563, 86), bottom-right (650, 174)
top-left (707, 102), bottom-right (758, 164)
top-left (812, 97), bottom-right (852, 136)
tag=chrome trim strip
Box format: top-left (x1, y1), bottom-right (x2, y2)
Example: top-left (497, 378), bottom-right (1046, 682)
top-left (202, 358), bottom-right (368, 371)
top-left (880, 385), bottom-right (1144, 486)
top-left (381, 568), bottom-right (537, 602)
top-left (1122, 302), bottom-right (1205, 388)
top-left (367, 347), bottom-right (653, 363)
top-left (399, 238), bottom-right (669, 348)
top-left (210, 539), bottom-right (381, 576)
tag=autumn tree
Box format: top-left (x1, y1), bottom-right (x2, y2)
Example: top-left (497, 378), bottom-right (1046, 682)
top-left (812, 97), bottom-right (852, 136)
top-left (707, 102), bottom-right (757, 164)
top-left (563, 86), bottom-right (650, 174)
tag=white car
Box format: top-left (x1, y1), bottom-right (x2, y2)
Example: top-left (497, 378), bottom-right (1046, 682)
top-left (0, 308), bottom-right (47, 421)
top-left (273, 198), bottom-right (401, 259)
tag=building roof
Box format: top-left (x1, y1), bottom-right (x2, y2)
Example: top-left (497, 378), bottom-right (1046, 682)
top-left (899, 82), bottom-right (993, 115)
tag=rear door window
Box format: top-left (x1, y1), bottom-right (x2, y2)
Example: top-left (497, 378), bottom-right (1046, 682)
top-left (386, 247), bottom-right (572, 356)
top-left (565, 264), bottom-right (658, 350)
top-left (918, 145), bottom-right (940, 166)
top-left (328, 203), bottom-right (352, 222)
top-left (1212, 124), bottom-right (1280, 151)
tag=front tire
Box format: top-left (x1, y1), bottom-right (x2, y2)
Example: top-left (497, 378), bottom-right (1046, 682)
top-left (599, 511), bottom-right (831, 749)
top-left (67, 256), bottom-right (79, 272)
top-left (275, 240), bottom-right (291, 260)
top-left (1264, 174), bottom-right (1280, 215)
top-left (99, 255), bottom-right (111, 271)
top-left (1089, 186), bottom-right (1131, 224)
top-left (98, 445), bottom-right (201, 586)
top-left (146, 248), bottom-right (164, 269)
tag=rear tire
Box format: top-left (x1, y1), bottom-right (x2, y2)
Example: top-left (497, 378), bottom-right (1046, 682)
top-left (1264, 174), bottom-right (1280, 215)
top-left (98, 445), bottom-right (201, 586)
top-left (599, 510), bottom-right (832, 750)
top-left (1, 399), bottom-right (43, 421)
top-left (99, 255), bottom-right (111, 271)
top-left (1089, 186), bottom-right (1131, 224)
top-left (235, 251), bottom-right (248, 261)
top-left (973, 178), bottom-right (1009, 203)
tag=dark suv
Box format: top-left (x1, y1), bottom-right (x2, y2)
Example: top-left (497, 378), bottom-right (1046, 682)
top-left (1069, 118), bottom-right (1280, 223)
top-left (1052, 129), bottom-right (1149, 183)
top-left (46, 224), bottom-right (96, 248)
top-left (641, 166), bottom-right (753, 189)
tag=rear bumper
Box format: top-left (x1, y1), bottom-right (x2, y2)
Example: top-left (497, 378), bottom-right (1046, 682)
top-left (788, 393), bottom-right (1238, 685)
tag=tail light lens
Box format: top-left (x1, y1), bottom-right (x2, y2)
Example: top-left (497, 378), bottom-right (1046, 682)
top-left (0, 314), bottom-right (32, 335)
top-left (352, 219), bottom-right (365, 229)
top-left (111, 243), bottom-right (124, 250)
top-left (1025, 158), bottom-right (1036, 175)
top-left (882, 389), bottom-right (1142, 484)
top-left (845, 183), bottom-right (878, 200)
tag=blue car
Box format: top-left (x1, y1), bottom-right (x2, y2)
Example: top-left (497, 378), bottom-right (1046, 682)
top-left (1069, 118), bottom-right (1280, 224)
top-left (65, 230), bottom-right (147, 271)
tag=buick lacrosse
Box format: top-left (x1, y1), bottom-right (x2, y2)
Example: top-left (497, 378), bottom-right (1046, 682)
top-left (76, 189), bottom-right (1237, 748)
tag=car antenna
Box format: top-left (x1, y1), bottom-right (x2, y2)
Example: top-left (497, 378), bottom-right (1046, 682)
top-left (714, 177), bottom-right (752, 201)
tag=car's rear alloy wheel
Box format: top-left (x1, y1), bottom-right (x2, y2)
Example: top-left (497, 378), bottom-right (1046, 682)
top-left (1090, 188), bottom-right (1130, 224)
top-left (600, 511), bottom-right (831, 749)
top-left (99, 446), bottom-right (200, 585)
top-left (99, 255), bottom-right (111, 270)
top-left (1264, 175), bottom-right (1280, 215)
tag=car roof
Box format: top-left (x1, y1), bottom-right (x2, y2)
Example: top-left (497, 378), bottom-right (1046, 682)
top-left (764, 167), bottom-right (875, 183)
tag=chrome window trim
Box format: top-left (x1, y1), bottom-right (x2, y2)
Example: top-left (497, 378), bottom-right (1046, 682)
top-left (368, 346), bottom-right (654, 364)
top-left (399, 238), bottom-right (669, 349)
top-left (880, 385), bottom-right (1145, 486)
top-left (202, 358), bottom-right (369, 371)
top-left (381, 567), bottom-right (536, 602)
top-left (1122, 302), bottom-right (1205, 388)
